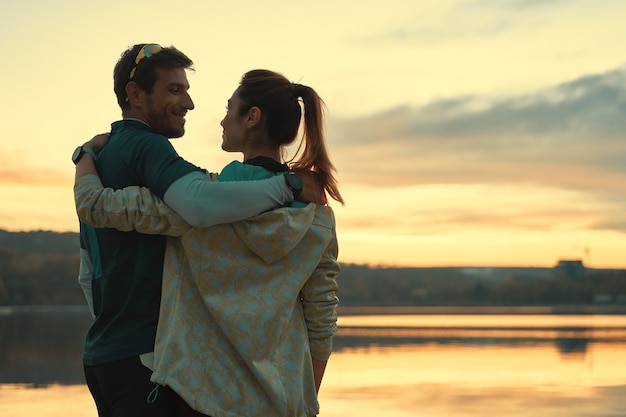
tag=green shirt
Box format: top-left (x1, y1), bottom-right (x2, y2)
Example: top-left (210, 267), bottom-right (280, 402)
top-left (80, 119), bottom-right (202, 366)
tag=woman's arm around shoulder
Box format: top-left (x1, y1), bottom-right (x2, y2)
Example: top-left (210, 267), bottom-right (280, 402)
top-left (74, 172), bottom-right (191, 237)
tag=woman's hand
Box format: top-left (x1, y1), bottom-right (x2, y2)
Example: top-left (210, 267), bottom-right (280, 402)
top-left (84, 133), bottom-right (110, 152)
top-left (75, 132), bottom-right (108, 181)
top-left (296, 170), bottom-right (327, 205)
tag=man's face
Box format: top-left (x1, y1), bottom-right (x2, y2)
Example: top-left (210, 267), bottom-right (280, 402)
top-left (142, 66), bottom-right (194, 138)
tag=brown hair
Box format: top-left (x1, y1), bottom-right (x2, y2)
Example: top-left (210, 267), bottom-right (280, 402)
top-left (237, 69), bottom-right (344, 204)
top-left (113, 44), bottom-right (194, 110)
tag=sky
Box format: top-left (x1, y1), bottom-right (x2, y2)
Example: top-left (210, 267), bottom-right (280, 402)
top-left (1, 0), bottom-right (625, 268)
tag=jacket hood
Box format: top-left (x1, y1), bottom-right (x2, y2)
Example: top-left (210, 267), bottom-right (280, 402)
top-left (231, 204), bottom-right (334, 264)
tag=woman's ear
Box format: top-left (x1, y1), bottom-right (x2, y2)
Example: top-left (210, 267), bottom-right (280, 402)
top-left (246, 106), bottom-right (262, 128)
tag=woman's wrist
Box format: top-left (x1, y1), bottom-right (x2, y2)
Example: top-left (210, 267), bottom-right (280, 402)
top-left (75, 153), bottom-right (98, 178)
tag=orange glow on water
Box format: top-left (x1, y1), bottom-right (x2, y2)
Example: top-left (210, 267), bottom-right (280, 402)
top-left (0, 385), bottom-right (96, 417)
top-left (2, 333), bottom-right (626, 416)
top-left (4, 342), bottom-right (625, 417)
top-left (318, 343), bottom-right (626, 417)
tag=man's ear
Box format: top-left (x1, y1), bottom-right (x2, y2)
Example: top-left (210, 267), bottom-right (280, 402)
top-left (125, 82), bottom-right (143, 107)
top-left (246, 106), bottom-right (262, 128)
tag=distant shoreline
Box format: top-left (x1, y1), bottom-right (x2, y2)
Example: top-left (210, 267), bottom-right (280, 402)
top-left (0, 305), bottom-right (90, 315)
top-left (339, 305), bottom-right (626, 315)
top-left (2, 304), bottom-right (625, 316)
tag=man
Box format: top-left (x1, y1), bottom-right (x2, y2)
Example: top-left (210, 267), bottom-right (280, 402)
top-left (73, 43), bottom-right (313, 417)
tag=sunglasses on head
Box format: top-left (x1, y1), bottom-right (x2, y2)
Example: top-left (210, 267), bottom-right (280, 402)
top-left (129, 44), bottom-right (163, 79)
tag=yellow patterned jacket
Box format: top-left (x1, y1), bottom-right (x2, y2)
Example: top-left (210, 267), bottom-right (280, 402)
top-left (74, 163), bottom-right (340, 417)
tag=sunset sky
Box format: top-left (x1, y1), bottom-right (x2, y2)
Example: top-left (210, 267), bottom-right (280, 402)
top-left (1, 0), bottom-right (625, 268)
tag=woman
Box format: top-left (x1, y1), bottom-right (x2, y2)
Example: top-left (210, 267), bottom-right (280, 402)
top-left (74, 69), bottom-right (343, 417)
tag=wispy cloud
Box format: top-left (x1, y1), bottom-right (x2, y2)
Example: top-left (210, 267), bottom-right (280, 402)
top-left (329, 67), bottom-right (626, 197)
top-left (337, 179), bottom-right (626, 235)
top-left (0, 167), bottom-right (69, 186)
top-left (358, 0), bottom-right (563, 44)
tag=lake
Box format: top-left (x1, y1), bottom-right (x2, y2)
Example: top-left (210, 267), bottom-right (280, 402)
top-left (1, 306), bottom-right (625, 416)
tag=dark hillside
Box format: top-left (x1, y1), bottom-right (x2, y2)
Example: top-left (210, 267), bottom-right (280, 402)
top-left (0, 230), bottom-right (625, 308)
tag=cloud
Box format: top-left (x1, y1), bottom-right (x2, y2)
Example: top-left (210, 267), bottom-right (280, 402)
top-left (337, 181), bottom-right (626, 237)
top-left (408, 68), bottom-right (626, 139)
top-left (0, 153), bottom-right (71, 186)
top-left (328, 67), bottom-right (626, 198)
top-left (475, 0), bottom-right (602, 11)
top-left (0, 168), bottom-right (69, 186)
top-left (358, 0), bottom-right (565, 44)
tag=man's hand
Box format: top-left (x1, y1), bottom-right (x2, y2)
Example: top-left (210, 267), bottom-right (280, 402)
top-left (84, 133), bottom-right (110, 152)
top-left (296, 170), bottom-right (326, 205)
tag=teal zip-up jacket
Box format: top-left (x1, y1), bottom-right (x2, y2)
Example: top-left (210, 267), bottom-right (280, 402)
top-left (74, 160), bottom-right (340, 417)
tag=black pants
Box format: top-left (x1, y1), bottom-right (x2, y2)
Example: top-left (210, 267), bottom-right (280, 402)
top-left (84, 356), bottom-right (210, 417)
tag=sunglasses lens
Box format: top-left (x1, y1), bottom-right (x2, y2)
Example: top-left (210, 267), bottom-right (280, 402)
top-left (130, 44), bottom-right (163, 79)
top-left (143, 44), bottom-right (163, 59)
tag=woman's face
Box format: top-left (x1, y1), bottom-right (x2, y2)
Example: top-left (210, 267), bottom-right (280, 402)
top-left (220, 88), bottom-right (247, 153)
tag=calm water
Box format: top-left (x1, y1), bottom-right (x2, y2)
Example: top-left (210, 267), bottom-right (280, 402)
top-left (1, 306), bottom-right (625, 417)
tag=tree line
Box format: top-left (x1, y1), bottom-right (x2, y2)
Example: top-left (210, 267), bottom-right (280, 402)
top-left (336, 263), bottom-right (626, 306)
top-left (0, 230), bottom-right (625, 306)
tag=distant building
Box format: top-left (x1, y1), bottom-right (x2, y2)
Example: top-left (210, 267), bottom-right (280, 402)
top-left (554, 259), bottom-right (586, 280)
top-left (593, 294), bottom-right (613, 304)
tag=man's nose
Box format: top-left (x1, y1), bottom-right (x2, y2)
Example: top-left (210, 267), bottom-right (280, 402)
top-left (184, 92), bottom-right (195, 110)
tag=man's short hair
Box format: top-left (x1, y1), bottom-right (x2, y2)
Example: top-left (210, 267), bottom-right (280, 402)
top-left (113, 44), bottom-right (194, 110)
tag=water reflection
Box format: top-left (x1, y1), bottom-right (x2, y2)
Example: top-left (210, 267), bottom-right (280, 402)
top-left (1, 307), bottom-right (625, 385)
top-left (555, 337), bottom-right (589, 356)
top-left (320, 343), bottom-right (626, 417)
top-left (335, 311), bottom-right (626, 360)
top-left (0, 307), bottom-right (92, 386)
top-left (1, 307), bottom-right (626, 417)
